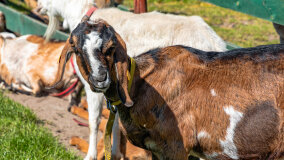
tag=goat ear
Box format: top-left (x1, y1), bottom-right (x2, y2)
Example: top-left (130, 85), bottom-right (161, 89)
top-left (114, 33), bottom-right (133, 107)
top-left (47, 39), bottom-right (73, 88)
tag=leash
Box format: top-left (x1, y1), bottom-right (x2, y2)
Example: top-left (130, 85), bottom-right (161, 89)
top-left (104, 57), bottom-right (136, 160)
top-left (73, 118), bottom-right (89, 127)
top-left (51, 56), bottom-right (79, 97)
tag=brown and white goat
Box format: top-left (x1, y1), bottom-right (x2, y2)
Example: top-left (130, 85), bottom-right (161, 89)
top-left (39, 0), bottom-right (227, 159)
top-left (52, 19), bottom-right (284, 160)
top-left (0, 34), bottom-right (82, 103)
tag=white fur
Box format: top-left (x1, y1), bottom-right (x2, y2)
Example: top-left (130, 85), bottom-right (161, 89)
top-left (37, 0), bottom-right (93, 40)
top-left (0, 32), bottom-right (16, 39)
top-left (2, 35), bottom-right (38, 87)
top-left (83, 31), bottom-right (103, 78)
top-left (38, 0), bottom-right (228, 159)
top-left (197, 131), bottom-right (210, 140)
top-left (210, 89), bottom-right (217, 96)
top-left (205, 152), bottom-right (219, 159)
top-left (220, 106), bottom-right (243, 160)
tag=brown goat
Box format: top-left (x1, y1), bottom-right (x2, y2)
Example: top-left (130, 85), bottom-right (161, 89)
top-left (70, 108), bottom-right (152, 160)
top-left (51, 19), bottom-right (284, 160)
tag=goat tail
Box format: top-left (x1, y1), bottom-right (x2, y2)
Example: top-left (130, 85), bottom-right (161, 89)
top-left (44, 13), bottom-right (59, 42)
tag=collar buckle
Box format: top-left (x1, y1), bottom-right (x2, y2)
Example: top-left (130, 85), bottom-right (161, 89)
top-left (106, 99), bottom-right (117, 114)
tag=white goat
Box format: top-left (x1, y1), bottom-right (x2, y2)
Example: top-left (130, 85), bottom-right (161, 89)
top-left (38, 0), bottom-right (227, 159)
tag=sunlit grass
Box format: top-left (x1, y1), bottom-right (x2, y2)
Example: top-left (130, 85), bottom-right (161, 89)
top-left (2, 0), bottom-right (32, 14)
top-left (0, 92), bottom-right (81, 160)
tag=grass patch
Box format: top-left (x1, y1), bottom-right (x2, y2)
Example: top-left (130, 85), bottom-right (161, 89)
top-left (123, 0), bottom-right (280, 47)
top-left (0, 92), bottom-right (81, 160)
top-left (2, 0), bottom-right (32, 14)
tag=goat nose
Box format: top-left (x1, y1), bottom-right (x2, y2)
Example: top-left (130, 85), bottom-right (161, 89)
top-left (98, 68), bottom-right (107, 76)
top-left (89, 73), bottom-right (107, 83)
top-left (96, 73), bottom-right (107, 82)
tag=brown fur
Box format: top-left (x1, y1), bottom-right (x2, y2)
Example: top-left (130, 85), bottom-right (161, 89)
top-left (0, 37), bottom-right (14, 85)
top-left (70, 109), bottom-right (152, 160)
top-left (0, 63), bottom-right (14, 85)
top-left (26, 36), bottom-right (72, 91)
top-left (53, 20), bottom-right (284, 160)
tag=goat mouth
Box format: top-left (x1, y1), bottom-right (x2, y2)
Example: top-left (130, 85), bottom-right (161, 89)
top-left (88, 72), bottom-right (111, 92)
top-left (89, 78), bottom-right (111, 93)
top-left (90, 85), bottom-right (109, 93)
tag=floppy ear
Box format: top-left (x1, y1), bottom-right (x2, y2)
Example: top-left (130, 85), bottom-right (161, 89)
top-left (113, 32), bottom-right (133, 107)
top-left (47, 39), bottom-right (73, 89)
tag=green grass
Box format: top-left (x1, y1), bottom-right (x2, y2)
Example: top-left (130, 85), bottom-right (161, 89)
top-left (123, 0), bottom-right (280, 48)
top-left (3, 0), bottom-right (32, 14)
top-left (0, 92), bottom-right (81, 160)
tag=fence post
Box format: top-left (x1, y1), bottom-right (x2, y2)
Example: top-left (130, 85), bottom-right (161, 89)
top-left (134, 0), bottom-right (147, 13)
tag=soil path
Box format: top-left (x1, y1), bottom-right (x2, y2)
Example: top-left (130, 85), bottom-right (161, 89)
top-left (5, 92), bottom-right (89, 158)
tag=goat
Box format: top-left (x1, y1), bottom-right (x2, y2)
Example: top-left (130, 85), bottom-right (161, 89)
top-left (0, 34), bottom-right (83, 107)
top-left (39, 0), bottom-right (227, 159)
top-left (36, 0), bottom-right (124, 38)
top-left (70, 108), bottom-right (152, 160)
top-left (37, 0), bottom-right (226, 53)
top-left (0, 11), bottom-right (83, 107)
top-left (53, 19), bottom-right (284, 160)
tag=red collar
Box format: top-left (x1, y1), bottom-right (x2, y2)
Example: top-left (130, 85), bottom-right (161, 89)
top-left (85, 6), bottom-right (97, 17)
top-left (51, 56), bottom-right (78, 97)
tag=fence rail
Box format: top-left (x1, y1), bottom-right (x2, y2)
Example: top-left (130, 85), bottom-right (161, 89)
top-left (202, 0), bottom-right (284, 25)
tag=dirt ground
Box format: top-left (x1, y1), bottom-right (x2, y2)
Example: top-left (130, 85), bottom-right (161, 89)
top-left (5, 92), bottom-right (90, 158)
